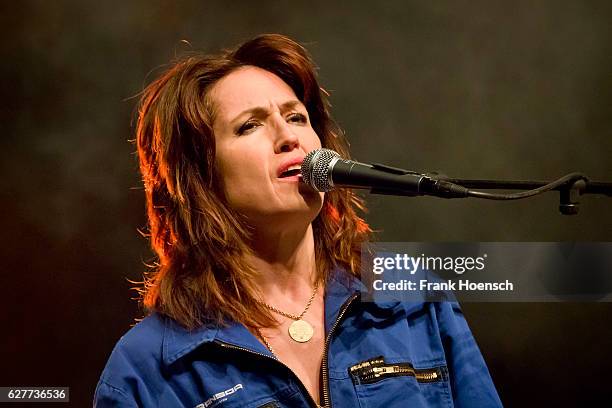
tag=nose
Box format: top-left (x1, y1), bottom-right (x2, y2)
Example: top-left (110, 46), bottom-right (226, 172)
top-left (272, 114), bottom-right (300, 153)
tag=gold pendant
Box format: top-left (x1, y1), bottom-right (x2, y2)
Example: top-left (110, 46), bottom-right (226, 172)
top-left (288, 319), bottom-right (314, 342)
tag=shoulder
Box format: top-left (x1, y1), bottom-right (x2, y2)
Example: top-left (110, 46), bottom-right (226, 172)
top-left (94, 314), bottom-right (167, 406)
top-left (398, 301), bottom-right (472, 342)
top-left (101, 313), bottom-right (166, 377)
top-left (402, 300), bottom-right (463, 319)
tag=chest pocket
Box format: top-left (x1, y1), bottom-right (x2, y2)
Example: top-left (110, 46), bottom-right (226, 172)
top-left (256, 402), bottom-right (280, 408)
top-left (349, 356), bottom-right (453, 408)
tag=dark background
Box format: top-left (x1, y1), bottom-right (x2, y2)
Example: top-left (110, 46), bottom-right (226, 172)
top-left (2, 1), bottom-right (611, 406)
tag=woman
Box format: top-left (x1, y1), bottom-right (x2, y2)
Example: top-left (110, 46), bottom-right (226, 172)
top-left (95, 34), bottom-right (502, 407)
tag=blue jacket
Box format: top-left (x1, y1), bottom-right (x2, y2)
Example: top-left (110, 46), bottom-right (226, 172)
top-left (95, 269), bottom-right (502, 407)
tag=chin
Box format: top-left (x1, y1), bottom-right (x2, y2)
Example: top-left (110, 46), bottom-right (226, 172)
top-left (274, 199), bottom-right (324, 228)
top-left (301, 191), bottom-right (325, 215)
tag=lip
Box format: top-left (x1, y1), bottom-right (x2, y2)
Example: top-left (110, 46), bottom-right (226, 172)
top-left (276, 155), bottom-right (305, 179)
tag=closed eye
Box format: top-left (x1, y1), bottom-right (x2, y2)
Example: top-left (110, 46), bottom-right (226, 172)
top-left (236, 119), bottom-right (261, 136)
top-left (287, 112), bottom-right (308, 125)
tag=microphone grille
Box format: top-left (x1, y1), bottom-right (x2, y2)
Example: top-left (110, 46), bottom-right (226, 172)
top-left (301, 148), bottom-right (341, 192)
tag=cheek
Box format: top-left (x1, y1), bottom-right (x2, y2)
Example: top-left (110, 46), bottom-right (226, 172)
top-left (215, 144), bottom-right (269, 202)
top-left (302, 128), bottom-right (322, 151)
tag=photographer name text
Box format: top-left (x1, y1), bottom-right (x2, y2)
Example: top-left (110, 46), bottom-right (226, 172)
top-left (372, 279), bottom-right (514, 292)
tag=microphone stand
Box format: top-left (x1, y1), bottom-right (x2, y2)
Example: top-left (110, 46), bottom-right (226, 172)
top-left (441, 176), bottom-right (612, 215)
top-left (368, 163), bottom-right (612, 215)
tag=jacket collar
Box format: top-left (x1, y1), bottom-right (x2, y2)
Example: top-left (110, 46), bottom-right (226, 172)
top-left (162, 268), bottom-right (363, 366)
top-left (162, 318), bottom-right (219, 366)
top-left (324, 267), bottom-right (364, 333)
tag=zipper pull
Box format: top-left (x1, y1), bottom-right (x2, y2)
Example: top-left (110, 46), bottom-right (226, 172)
top-left (416, 371), bottom-right (439, 381)
top-left (372, 366), bottom-right (399, 377)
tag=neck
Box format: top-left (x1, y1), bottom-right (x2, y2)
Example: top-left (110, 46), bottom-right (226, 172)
top-left (248, 223), bottom-right (318, 302)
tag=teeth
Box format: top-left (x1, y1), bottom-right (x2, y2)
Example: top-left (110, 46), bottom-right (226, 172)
top-left (279, 162), bottom-right (303, 178)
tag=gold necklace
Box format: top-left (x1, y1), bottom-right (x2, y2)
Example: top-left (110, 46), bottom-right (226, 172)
top-left (255, 328), bottom-right (325, 408)
top-left (257, 281), bottom-right (319, 343)
top-left (256, 327), bottom-right (276, 355)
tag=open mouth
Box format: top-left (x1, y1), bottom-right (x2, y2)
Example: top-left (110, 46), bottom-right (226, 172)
top-left (278, 168), bottom-right (301, 178)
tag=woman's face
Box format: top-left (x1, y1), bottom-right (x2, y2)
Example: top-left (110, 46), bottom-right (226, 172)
top-left (210, 66), bottom-right (324, 229)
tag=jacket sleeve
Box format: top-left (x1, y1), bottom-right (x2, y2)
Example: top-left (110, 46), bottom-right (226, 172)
top-left (435, 302), bottom-right (503, 407)
top-left (94, 380), bottom-right (139, 408)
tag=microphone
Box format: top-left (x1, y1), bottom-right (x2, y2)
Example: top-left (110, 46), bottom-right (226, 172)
top-left (300, 148), bottom-right (469, 198)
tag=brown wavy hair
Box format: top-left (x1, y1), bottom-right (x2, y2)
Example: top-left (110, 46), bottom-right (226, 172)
top-left (136, 34), bottom-right (371, 329)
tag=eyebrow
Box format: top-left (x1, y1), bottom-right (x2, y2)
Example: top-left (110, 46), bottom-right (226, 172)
top-left (229, 100), bottom-right (304, 126)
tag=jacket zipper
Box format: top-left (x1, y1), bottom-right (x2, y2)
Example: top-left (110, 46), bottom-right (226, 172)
top-left (355, 363), bottom-right (443, 384)
top-left (321, 292), bottom-right (359, 408)
top-left (214, 340), bottom-right (320, 408)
